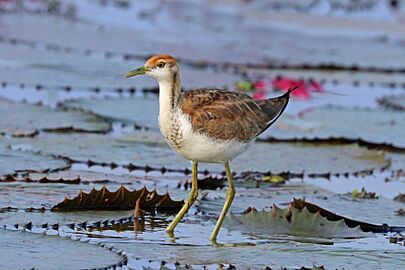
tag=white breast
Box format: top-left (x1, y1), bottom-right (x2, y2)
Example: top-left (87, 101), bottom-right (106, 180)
top-left (159, 111), bottom-right (253, 164)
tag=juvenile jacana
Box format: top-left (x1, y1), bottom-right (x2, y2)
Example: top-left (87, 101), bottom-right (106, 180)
top-left (125, 54), bottom-right (294, 242)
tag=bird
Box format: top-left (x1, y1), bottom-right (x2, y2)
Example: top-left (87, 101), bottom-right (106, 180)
top-left (124, 54), bottom-right (295, 242)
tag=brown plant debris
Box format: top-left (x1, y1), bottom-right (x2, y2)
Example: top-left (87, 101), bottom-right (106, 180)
top-left (229, 199), bottom-right (405, 237)
top-left (51, 186), bottom-right (184, 212)
top-left (351, 187), bottom-right (378, 199)
top-left (179, 175), bottom-right (226, 190)
top-left (395, 208), bottom-right (405, 216)
top-left (394, 193), bottom-right (405, 203)
top-left (377, 94), bottom-right (405, 111)
top-left (389, 234), bottom-right (405, 246)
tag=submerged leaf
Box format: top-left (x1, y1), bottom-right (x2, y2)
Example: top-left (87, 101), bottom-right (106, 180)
top-left (225, 199), bottom-right (404, 238)
top-left (51, 185), bottom-right (183, 212)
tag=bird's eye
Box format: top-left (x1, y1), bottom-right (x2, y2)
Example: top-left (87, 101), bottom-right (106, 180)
top-left (157, 62), bottom-right (165, 68)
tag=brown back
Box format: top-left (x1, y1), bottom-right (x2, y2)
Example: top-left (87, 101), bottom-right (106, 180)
top-left (180, 89), bottom-right (289, 142)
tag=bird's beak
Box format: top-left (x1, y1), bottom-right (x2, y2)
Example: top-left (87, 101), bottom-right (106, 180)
top-left (124, 66), bottom-right (149, 78)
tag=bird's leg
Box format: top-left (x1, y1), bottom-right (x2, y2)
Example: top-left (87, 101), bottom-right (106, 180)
top-left (166, 161), bottom-right (198, 234)
top-left (210, 162), bottom-right (235, 242)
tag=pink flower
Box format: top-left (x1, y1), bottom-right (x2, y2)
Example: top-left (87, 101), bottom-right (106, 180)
top-left (308, 79), bottom-right (323, 93)
top-left (272, 77), bottom-right (309, 99)
top-left (249, 77), bottom-right (323, 100)
top-left (253, 80), bottom-right (267, 91)
top-left (252, 90), bottom-right (265, 100)
top-left (271, 77), bottom-right (324, 100)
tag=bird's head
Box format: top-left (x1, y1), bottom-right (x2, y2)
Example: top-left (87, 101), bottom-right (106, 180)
top-left (124, 54), bottom-right (179, 81)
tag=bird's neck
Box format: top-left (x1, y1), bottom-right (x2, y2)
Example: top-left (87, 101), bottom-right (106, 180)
top-left (158, 71), bottom-right (181, 117)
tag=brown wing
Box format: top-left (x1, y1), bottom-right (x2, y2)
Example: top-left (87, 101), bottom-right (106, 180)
top-left (180, 88), bottom-right (290, 142)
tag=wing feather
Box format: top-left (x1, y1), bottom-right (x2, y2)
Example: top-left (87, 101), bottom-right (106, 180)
top-left (180, 88), bottom-right (290, 142)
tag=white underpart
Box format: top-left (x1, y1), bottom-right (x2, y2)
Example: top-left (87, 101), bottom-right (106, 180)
top-left (175, 111), bottom-right (253, 163)
top-left (154, 65), bottom-right (253, 164)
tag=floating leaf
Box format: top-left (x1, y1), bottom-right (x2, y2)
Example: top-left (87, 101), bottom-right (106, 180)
top-left (0, 182), bottom-right (97, 210)
top-left (51, 186), bottom-right (183, 212)
top-left (0, 39), bottom-right (241, 92)
top-left (267, 107), bottom-right (405, 148)
top-left (5, 6), bottom-right (405, 72)
top-left (9, 133), bottom-right (390, 174)
top-left (0, 175), bottom-right (81, 184)
top-left (225, 199), bottom-right (405, 238)
top-left (0, 97), bottom-right (110, 136)
top-left (27, 170), bottom-right (150, 185)
top-left (0, 229), bottom-right (126, 269)
top-left (63, 97), bottom-right (159, 129)
top-left (0, 144), bottom-right (69, 177)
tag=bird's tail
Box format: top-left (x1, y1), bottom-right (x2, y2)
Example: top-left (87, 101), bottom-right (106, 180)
top-left (283, 85), bottom-right (299, 98)
top-left (255, 85), bottom-right (299, 137)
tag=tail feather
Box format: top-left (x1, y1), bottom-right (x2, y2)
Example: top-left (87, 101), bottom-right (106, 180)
top-left (256, 85), bottom-right (299, 136)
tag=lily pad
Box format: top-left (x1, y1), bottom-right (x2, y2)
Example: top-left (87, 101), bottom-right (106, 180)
top-left (0, 182), bottom-right (96, 210)
top-left (63, 96), bottom-right (159, 129)
top-left (52, 185), bottom-right (183, 212)
top-left (269, 107), bottom-right (405, 148)
top-left (0, 41), bottom-right (242, 91)
top-left (247, 68), bottom-right (405, 91)
top-left (0, 229), bottom-right (125, 270)
top-left (8, 132), bottom-right (390, 174)
top-left (225, 199), bottom-right (403, 239)
top-left (0, 143), bottom-right (69, 177)
top-left (26, 170), bottom-right (149, 185)
top-left (110, 236), bottom-right (405, 269)
top-left (4, 8), bottom-right (405, 69)
top-left (27, 169), bottom-right (224, 190)
top-left (0, 98), bottom-right (110, 136)
top-left (0, 179), bottom-right (185, 211)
